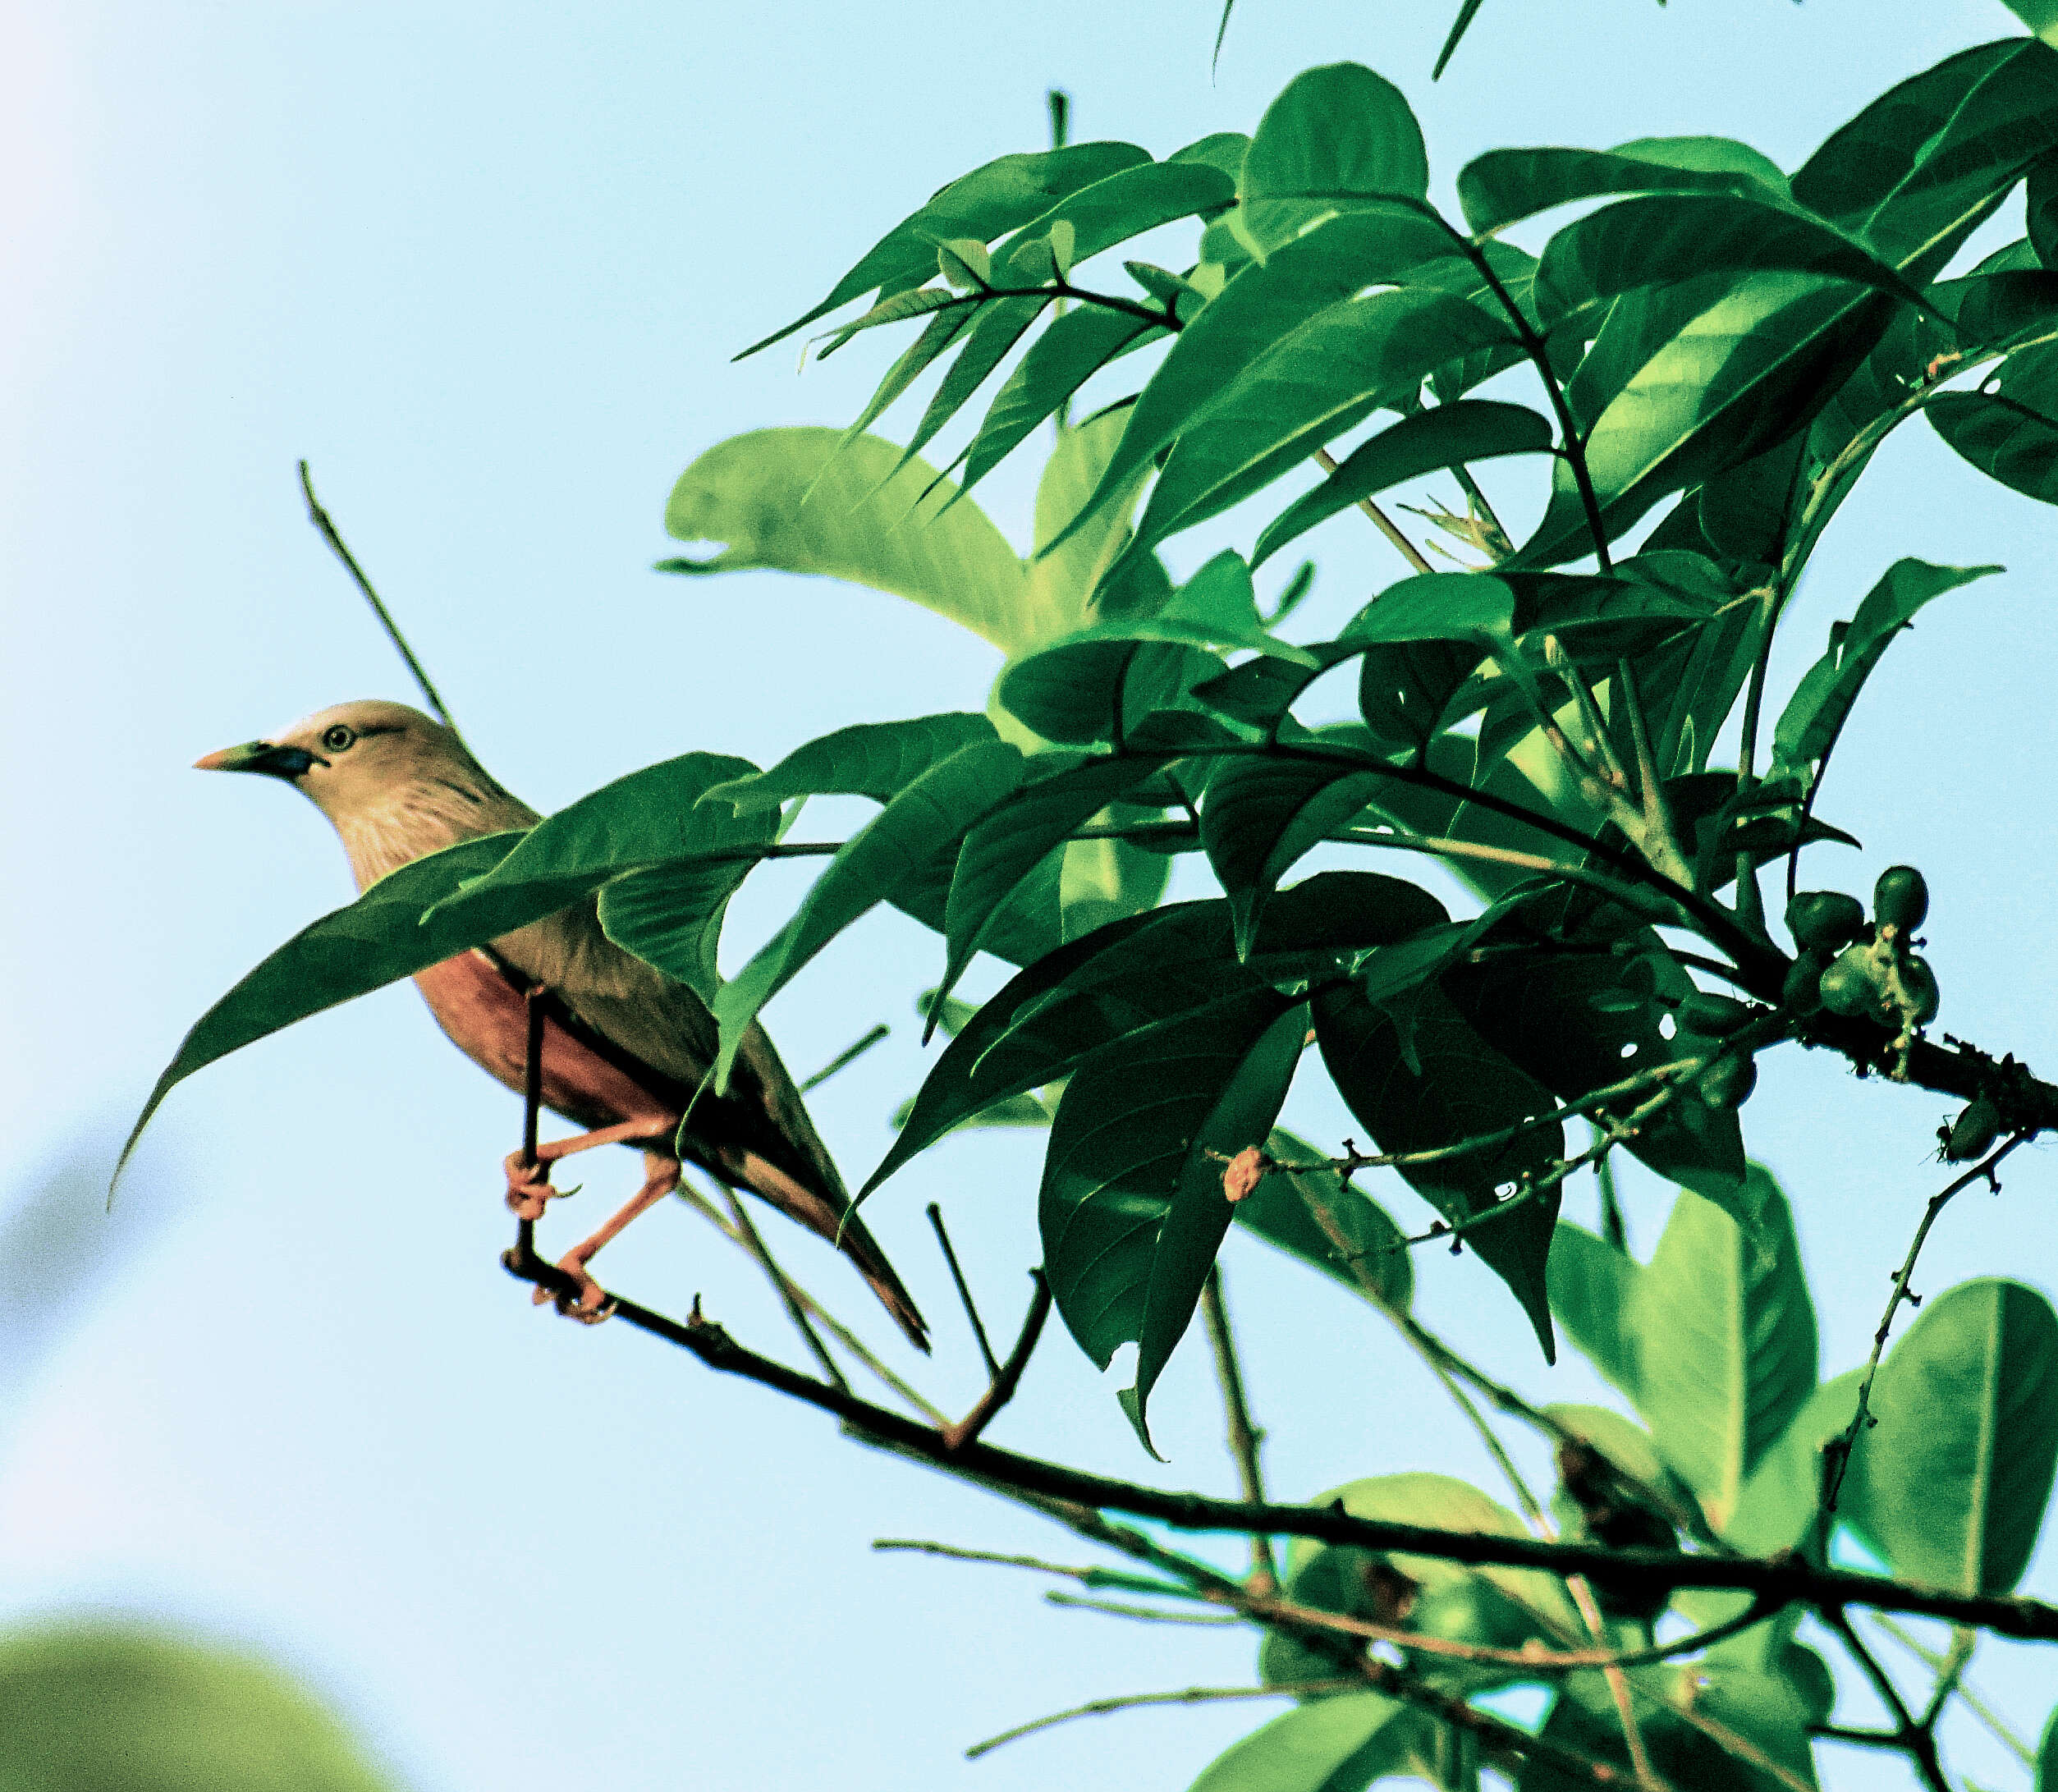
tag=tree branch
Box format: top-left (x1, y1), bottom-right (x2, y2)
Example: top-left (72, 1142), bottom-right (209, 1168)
top-left (1200, 1266), bottom-right (1277, 1593)
top-left (942, 1272), bottom-right (1052, 1451)
top-left (494, 1233), bottom-right (2058, 1641)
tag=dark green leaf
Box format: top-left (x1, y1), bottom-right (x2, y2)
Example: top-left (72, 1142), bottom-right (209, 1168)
top-left (712, 740), bottom-right (1024, 1087)
top-left (997, 638), bottom-right (1225, 745)
top-left (1771, 559), bottom-right (2000, 772)
top-left (1928, 364), bottom-right (2058, 503)
top-left (1236, 63), bottom-right (1429, 259)
top-left (1235, 1127), bottom-right (1413, 1309)
top-left (1458, 140), bottom-right (1786, 237)
top-left (1253, 401), bottom-right (1554, 568)
top-left (1039, 992), bottom-right (1298, 1392)
top-left (1793, 38), bottom-right (2058, 277)
top-left (1845, 1277), bottom-right (2058, 1594)
top-left (659, 429), bottom-right (1052, 654)
top-left (0, 1625), bottom-right (401, 1792)
top-left (740, 141), bottom-right (1151, 355)
top-left (1000, 159), bottom-right (1236, 270)
top-left (2032, 149), bottom-right (2058, 268)
top-left (121, 834), bottom-right (522, 1174)
top-left (704, 714), bottom-right (996, 812)
top-left (836, 300), bottom-right (978, 440)
top-left (1313, 978), bottom-right (1562, 1359)
top-left (1202, 759), bottom-right (1386, 954)
top-left (2040, 1699), bottom-right (2058, 1791)
top-left (941, 755), bottom-right (1164, 1009)
top-left (1119, 1001), bottom-right (1308, 1447)
top-left (1432, 0), bottom-right (1487, 80)
top-left (1548, 1171), bottom-right (1817, 1528)
top-left (890, 296), bottom-right (1048, 470)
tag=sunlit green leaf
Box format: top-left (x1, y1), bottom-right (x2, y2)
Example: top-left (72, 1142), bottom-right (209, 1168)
top-left (1458, 139), bottom-right (1786, 237)
top-left (1236, 62), bottom-right (1429, 259)
top-left (1185, 1693), bottom-right (1403, 1792)
top-left (704, 714), bottom-right (996, 812)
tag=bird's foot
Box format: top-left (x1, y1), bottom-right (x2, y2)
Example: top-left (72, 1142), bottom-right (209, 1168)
top-left (504, 1149), bottom-right (559, 1222)
top-left (533, 1240), bottom-right (615, 1324)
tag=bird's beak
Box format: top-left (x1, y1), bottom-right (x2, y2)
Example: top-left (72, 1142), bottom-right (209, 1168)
top-left (194, 740), bottom-right (321, 780)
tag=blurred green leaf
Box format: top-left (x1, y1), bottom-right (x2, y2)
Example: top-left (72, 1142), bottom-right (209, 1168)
top-left (1722, 1371), bottom-right (1862, 1557)
top-left (121, 833), bottom-right (521, 1175)
top-left (1547, 1170), bottom-right (1818, 1528)
top-left (660, 430), bottom-right (1052, 655)
top-left (0, 1623), bottom-right (401, 1792)
top-left (1185, 1693), bottom-right (1403, 1792)
top-left (1845, 1277), bottom-right (2058, 1594)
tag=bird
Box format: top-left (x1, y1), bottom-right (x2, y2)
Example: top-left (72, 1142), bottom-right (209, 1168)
top-left (195, 698), bottom-right (929, 1346)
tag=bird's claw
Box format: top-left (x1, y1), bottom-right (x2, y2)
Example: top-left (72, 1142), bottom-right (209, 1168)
top-left (504, 1149), bottom-right (556, 1221)
top-left (532, 1245), bottom-right (615, 1324)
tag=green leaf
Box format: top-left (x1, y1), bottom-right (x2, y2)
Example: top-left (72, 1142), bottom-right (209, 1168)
top-left (1771, 559), bottom-right (2000, 772)
top-left (1253, 401), bottom-right (1554, 568)
top-left (1038, 992), bottom-right (1297, 1395)
top-left (1722, 1371), bottom-right (1862, 1557)
top-left (1432, 0), bottom-right (1487, 80)
top-left (1793, 38), bottom-right (2058, 277)
top-left (1234, 1127), bottom-right (1413, 1310)
top-left (833, 301), bottom-right (977, 440)
top-left (1458, 140), bottom-right (1787, 237)
top-left (864, 902), bottom-right (1263, 1197)
top-left (1117, 1001), bottom-right (1309, 1448)
top-left (0, 1624), bottom-right (401, 1792)
top-left (703, 714), bottom-right (995, 812)
top-left (1121, 289), bottom-right (1515, 568)
top-left (935, 238), bottom-right (991, 289)
top-left (1845, 1278), bottom-right (2058, 1594)
top-left (1056, 210), bottom-right (1460, 548)
top-left (423, 752), bottom-right (759, 946)
top-left (997, 638), bottom-right (1225, 745)
top-left (999, 158), bottom-right (1235, 271)
top-left (120, 833), bottom-right (522, 1175)
top-left (959, 307), bottom-right (1165, 495)
top-left (740, 140), bottom-right (1151, 355)
top-left (1201, 759), bottom-right (1386, 955)
top-left (2040, 1700), bottom-right (2058, 1791)
top-left (1185, 1694), bottom-right (1403, 1792)
top-left (1025, 406), bottom-right (1154, 634)
top-left (889, 296), bottom-right (1047, 470)
top-left (712, 740), bottom-right (1024, 1087)
top-left (1534, 193), bottom-right (1937, 336)
top-left (1929, 360), bottom-right (2058, 504)
top-left (1236, 63), bottom-right (1429, 259)
top-left (660, 429), bottom-right (1053, 656)
top-left (1519, 274), bottom-right (1893, 566)
top-left (941, 754), bottom-right (1163, 1010)
top-left (1442, 896), bottom-right (1745, 1208)
top-left (1547, 1170), bottom-right (1818, 1528)
top-left (1313, 978), bottom-right (1562, 1359)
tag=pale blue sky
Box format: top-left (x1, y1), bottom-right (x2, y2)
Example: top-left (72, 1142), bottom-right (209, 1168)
top-left (2, 2), bottom-right (2056, 1788)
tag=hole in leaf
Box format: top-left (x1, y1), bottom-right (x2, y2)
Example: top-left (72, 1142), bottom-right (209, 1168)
top-left (1620, 1042), bottom-right (1638, 1058)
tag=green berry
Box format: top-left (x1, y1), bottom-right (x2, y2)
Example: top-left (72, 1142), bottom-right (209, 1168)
top-left (1901, 955), bottom-right (1940, 1026)
top-left (1874, 865), bottom-right (1929, 933)
top-left (1785, 891), bottom-right (1867, 952)
top-left (1697, 1052), bottom-right (1758, 1110)
top-left (1782, 949), bottom-right (1829, 1016)
top-left (1946, 1095), bottom-right (2001, 1162)
top-left (1679, 992), bottom-right (1755, 1036)
top-left (1819, 945), bottom-right (1890, 1020)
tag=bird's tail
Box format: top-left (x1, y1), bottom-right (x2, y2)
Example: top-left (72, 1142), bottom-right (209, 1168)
top-left (723, 1145), bottom-right (931, 1352)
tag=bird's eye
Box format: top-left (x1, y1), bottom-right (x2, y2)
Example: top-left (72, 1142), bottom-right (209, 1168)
top-left (321, 725), bottom-right (357, 753)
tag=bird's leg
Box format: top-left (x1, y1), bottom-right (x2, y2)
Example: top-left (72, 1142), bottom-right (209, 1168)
top-left (538, 1149), bottom-right (683, 1322)
top-left (502, 1117), bottom-right (670, 1220)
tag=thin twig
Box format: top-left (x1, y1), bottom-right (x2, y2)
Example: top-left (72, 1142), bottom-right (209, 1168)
top-left (1199, 1266), bottom-right (1277, 1593)
top-left (1868, 1614), bottom-right (2036, 1768)
top-left (799, 1023), bottom-right (890, 1093)
top-left (296, 461), bottom-right (460, 735)
top-left (927, 1203), bottom-right (1001, 1378)
top-left (1044, 1592), bottom-right (1241, 1625)
top-left (676, 1186), bottom-right (947, 1422)
top-left (1316, 446), bottom-right (1433, 574)
top-left (944, 1272), bottom-right (1052, 1450)
top-left (1822, 1135), bottom-right (2027, 1514)
top-left (963, 1682), bottom-right (1360, 1760)
top-left (1822, 1607), bottom-right (1948, 1792)
top-left (492, 1239), bottom-right (2058, 1639)
top-left (1569, 1574), bottom-right (1670, 1792)
top-left (722, 1187), bottom-right (848, 1391)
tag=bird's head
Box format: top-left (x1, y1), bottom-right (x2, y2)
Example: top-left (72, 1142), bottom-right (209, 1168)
top-left (197, 699), bottom-right (532, 885)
